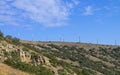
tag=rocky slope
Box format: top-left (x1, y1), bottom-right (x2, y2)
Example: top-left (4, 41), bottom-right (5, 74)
top-left (0, 32), bottom-right (120, 75)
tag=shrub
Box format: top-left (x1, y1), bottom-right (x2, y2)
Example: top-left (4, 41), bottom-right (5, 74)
top-left (0, 30), bottom-right (3, 37)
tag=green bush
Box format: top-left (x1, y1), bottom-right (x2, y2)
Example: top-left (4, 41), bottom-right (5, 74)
top-left (58, 69), bottom-right (67, 75)
top-left (82, 68), bottom-right (96, 75)
top-left (5, 35), bottom-right (20, 45)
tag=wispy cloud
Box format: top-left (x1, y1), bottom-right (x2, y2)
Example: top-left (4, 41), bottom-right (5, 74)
top-left (83, 6), bottom-right (93, 16)
top-left (0, 0), bottom-right (79, 27)
top-left (72, 0), bottom-right (80, 5)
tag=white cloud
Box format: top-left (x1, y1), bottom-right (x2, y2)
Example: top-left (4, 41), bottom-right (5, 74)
top-left (0, 0), bottom-right (78, 27)
top-left (72, 0), bottom-right (80, 5)
top-left (83, 6), bottom-right (93, 16)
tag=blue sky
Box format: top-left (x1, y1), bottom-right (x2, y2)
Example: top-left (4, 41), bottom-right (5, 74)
top-left (0, 0), bottom-right (120, 45)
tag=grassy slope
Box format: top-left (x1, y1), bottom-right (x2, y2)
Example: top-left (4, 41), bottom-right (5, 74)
top-left (0, 63), bottom-right (31, 75)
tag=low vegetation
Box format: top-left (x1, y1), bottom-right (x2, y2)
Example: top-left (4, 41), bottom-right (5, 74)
top-left (0, 31), bottom-right (120, 75)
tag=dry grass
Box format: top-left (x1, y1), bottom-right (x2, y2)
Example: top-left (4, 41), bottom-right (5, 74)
top-left (21, 40), bottom-right (118, 50)
top-left (0, 63), bottom-right (31, 75)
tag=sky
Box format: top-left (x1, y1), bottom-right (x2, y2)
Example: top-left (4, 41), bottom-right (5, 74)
top-left (0, 0), bottom-right (120, 45)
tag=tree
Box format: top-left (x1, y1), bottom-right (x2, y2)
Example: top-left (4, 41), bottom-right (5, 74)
top-left (12, 37), bottom-right (20, 45)
top-left (5, 35), bottom-right (12, 39)
top-left (0, 30), bottom-right (3, 37)
top-left (5, 35), bottom-right (20, 45)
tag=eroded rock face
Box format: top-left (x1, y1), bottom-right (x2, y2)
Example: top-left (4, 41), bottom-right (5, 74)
top-left (0, 41), bottom-right (51, 66)
top-left (0, 41), bottom-right (60, 75)
top-left (18, 49), bottom-right (31, 63)
top-left (0, 41), bottom-right (57, 75)
top-left (31, 54), bottom-right (51, 66)
top-left (43, 56), bottom-right (51, 66)
top-left (0, 43), bottom-right (5, 62)
top-left (16, 48), bottom-right (51, 67)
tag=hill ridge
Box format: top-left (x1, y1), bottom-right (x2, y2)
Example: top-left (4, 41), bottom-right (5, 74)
top-left (0, 31), bottom-right (120, 75)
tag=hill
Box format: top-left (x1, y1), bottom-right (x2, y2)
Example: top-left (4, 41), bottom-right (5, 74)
top-left (0, 31), bottom-right (120, 75)
top-left (0, 63), bottom-right (30, 75)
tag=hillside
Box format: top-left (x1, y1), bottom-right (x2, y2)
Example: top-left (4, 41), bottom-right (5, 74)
top-left (0, 63), bottom-right (30, 75)
top-left (0, 31), bottom-right (120, 75)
